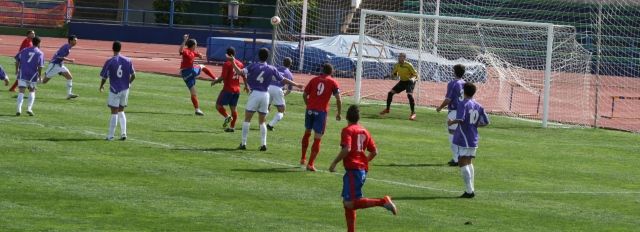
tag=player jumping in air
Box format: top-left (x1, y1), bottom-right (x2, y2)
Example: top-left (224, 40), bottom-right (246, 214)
top-left (229, 48), bottom-right (303, 151)
top-left (329, 105), bottom-right (398, 232)
top-left (266, 57), bottom-right (294, 131)
top-left (212, 47), bottom-right (246, 132)
top-left (436, 64), bottom-right (467, 166)
top-left (9, 30), bottom-right (35, 92)
top-left (42, 35), bottom-right (79, 99)
top-left (448, 82), bottom-right (490, 198)
top-left (99, 41), bottom-right (136, 141)
top-left (379, 53), bottom-right (418, 120)
top-left (179, 34), bottom-right (217, 115)
top-left (15, 36), bottom-right (44, 116)
top-left (301, 63), bottom-right (342, 171)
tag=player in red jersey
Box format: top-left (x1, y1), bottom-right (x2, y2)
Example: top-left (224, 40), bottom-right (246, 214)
top-left (301, 63), bottom-right (342, 171)
top-left (9, 30), bottom-right (35, 92)
top-left (179, 34), bottom-right (217, 115)
top-left (329, 105), bottom-right (398, 232)
top-left (211, 47), bottom-right (246, 132)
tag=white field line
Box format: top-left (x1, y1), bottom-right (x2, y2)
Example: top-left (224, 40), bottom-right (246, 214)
top-left (2, 118), bottom-right (639, 195)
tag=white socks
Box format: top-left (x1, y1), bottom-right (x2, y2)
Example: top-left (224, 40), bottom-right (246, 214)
top-left (460, 165), bottom-right (474, 193)
top-left (108, 114), bottom-right (118, 138)
top-left (66, 80), bottom-right (73, 95)
top-left (27, 92), bottom-right (35, 112)
top-left (449, 134), bottom-right (458, 162)
top-left (260, 123), bottom-right (267, 146)
top-left (16, 93), bottom-right (24, 113)
top-left (241, 122), bottom-right (250, 145)
top-left (269, 112), bottom-right (284, 127)
top-left (118, 112), bottom-right (127, 136)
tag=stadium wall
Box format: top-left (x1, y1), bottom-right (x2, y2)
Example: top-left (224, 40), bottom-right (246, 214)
top-left (68, 22), bottom-right (272, 45)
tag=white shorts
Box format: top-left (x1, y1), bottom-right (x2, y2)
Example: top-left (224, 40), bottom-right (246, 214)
top-left (448, 110), bottom-right (458, 133)
top-left (455, 145), bottom-right (477, 158)
top-left (44, 63), bottom-right (70, 78)
top-left (108, 89), bottom-right (129, 108)
top-left (268, 85), bottom-right (285, 107)
top-left (18, 79), bottom-right (37, 89)
top-left (245, 91), bottom-right (270, 114)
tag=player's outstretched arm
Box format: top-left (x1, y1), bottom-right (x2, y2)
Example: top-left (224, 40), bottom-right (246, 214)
top-left (302, 92), bottom-right (308, 106)
top-left (178, 34), bottom-right (188, 54)
top-left (99, 78), bottom-right (107, 92)
top-left (282, 78), bottom-right (303, 89)
top-left (334, 93), bottom-right (342, 121)
top-left (436, 99), bottom-right (451, 112)
top-left (329, 147), bottom-right (349, 172)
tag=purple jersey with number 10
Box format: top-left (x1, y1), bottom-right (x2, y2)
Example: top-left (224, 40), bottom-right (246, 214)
top-left (16, 46), bottom-right (45, 82)
top-left (100, 55), bottom-right (135, 93)
top-left (453, 99), bottom-right (489, 148)
top-left (243, 62), bottom-right (283, 92)
top-left (445, 79), bottom-right (465, 111)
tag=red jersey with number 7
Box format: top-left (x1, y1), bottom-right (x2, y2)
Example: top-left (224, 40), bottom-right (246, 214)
top-left (341, 124), bottom-right (377, 171)
top-left (304, 74), bottom-right (340, 112)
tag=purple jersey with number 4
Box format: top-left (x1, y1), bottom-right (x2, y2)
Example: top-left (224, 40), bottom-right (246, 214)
top-left (453, 99), bottom-right (489, 148)
top-left (445, 79), bottom-right (465, 111)
top-left (273, 66), bottom-right (294, 90)
top-left (100, 55), bottom-right (135, 93)
top-left (50, 44), bottom-right (71, 64)
top-left (16, 46), bottom-right (45, 82)
top-left (243, 62), bottom-right (283, 92)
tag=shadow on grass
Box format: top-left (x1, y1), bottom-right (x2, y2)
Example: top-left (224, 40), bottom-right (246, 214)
top-left (171, 147), bottom-right (238, 152)
top-left (127, 111), bottom-right (189, 116)
top-left (0, 114), bottom-right (19, 117)
top-left (373, 163), bottom-right (447, 167)
top-left (156, 130), bottom-right (214, 133)
top-left (231, 167), bottom-right (302, 173)
top-left (31, 138), bottom-right (104, 142)
top-left (392, 196), bottom-right (459, 201)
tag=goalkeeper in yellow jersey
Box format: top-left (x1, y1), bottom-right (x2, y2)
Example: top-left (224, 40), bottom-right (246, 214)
top-left (380, 53), bottom-right (418, 120)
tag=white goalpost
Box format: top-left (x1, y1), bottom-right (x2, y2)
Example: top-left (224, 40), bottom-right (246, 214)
top-left (356, 9), bottom-right (591, 128)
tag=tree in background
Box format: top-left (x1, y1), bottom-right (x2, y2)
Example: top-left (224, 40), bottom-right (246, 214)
top-left (153, 0), bottom-right (192, 25)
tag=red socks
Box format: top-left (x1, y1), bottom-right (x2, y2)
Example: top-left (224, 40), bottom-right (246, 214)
top-left (202, 66), bottom-right (216, 79)
top-left (301, 132), bottom-right (311, 161)
top-left (190, 95), bottom-right (199, 109)
top-left (308, 138), bottom-right (322, 166)
top-left (216, 105), bottom-right (228, 117)
top-left (344, 208), bottom-right (356, 232)
top-left (353, 198), bottom-right (385, 209)
top-left (231, 111), bottom-right (238, 128)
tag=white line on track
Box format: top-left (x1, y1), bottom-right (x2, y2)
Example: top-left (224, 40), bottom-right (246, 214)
top-left (2, 118), bottom-right (639, 195)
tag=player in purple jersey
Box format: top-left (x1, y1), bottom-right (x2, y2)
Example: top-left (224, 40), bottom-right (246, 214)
top-left (228, 48), bottom-right (303, 151)
top-left (42, 35), bottom-right (79, 99)
top-left (448, 82), bottom-right (490, 198)
top-left (266, 57), bottom-right (294, 131)
top-left (99, 41), bottom-right (136, 141)
top-left (15, 36), bottom-right (44, 116)
top-left (437, 64), bottom-right (467, 166)
top-left (0, 65), bottom-right (10, 86)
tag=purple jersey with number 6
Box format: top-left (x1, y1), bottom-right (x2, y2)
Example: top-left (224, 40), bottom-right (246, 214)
top-left (445, 79), bottom-right (465, 111)
top-left (243, 62), bottom-right (283, 92)
top-left (16, 46), bottom-right (45, 82)
top-left (453, 99), bottom-right (489, 148)
top-left (100, 55), bottom-right (135, 93)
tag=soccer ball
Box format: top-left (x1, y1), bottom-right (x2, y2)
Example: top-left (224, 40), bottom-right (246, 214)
top-left (270, 16), bottom-right (281, 26)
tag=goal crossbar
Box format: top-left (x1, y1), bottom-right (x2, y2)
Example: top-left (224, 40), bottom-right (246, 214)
top-left (355, 9), bottom-right (556, 128)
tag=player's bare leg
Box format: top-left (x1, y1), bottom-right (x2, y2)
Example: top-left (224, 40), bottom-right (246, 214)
top-left (258, 113), bottom-right (268, 151)
top-left (61, 71), bottom-right (78, 99)
top-left (343, 196), bottom-right (397, 232)
top-left (189, 86), bottom-right (204, 115)
top-left (458, 156), bottom-right (475, 198)
top-left (267, 105), bottom-right (285, 131)
top-left (306, 133), bottom-right (324, 171)
top-left (239, 111), bottom-right (255, 149)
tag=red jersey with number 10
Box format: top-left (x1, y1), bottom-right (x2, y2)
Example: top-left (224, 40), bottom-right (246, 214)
top-left (304, 74), bottom-right (340, 112)
top-left (341, 124), bottom-right (377, 171)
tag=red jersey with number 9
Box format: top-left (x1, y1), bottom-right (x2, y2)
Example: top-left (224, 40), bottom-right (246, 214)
top-left (341, 124), bottom-right (377, 171)
top-left (304, 74), bottom-right (340, 112)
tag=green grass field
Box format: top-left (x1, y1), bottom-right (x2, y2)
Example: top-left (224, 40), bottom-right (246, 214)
top-left (1, 56), bottom-right (639, 231)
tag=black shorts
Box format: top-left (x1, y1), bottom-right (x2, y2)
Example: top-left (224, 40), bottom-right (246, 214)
top-left (391, 80), bottom-right (415, 94)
